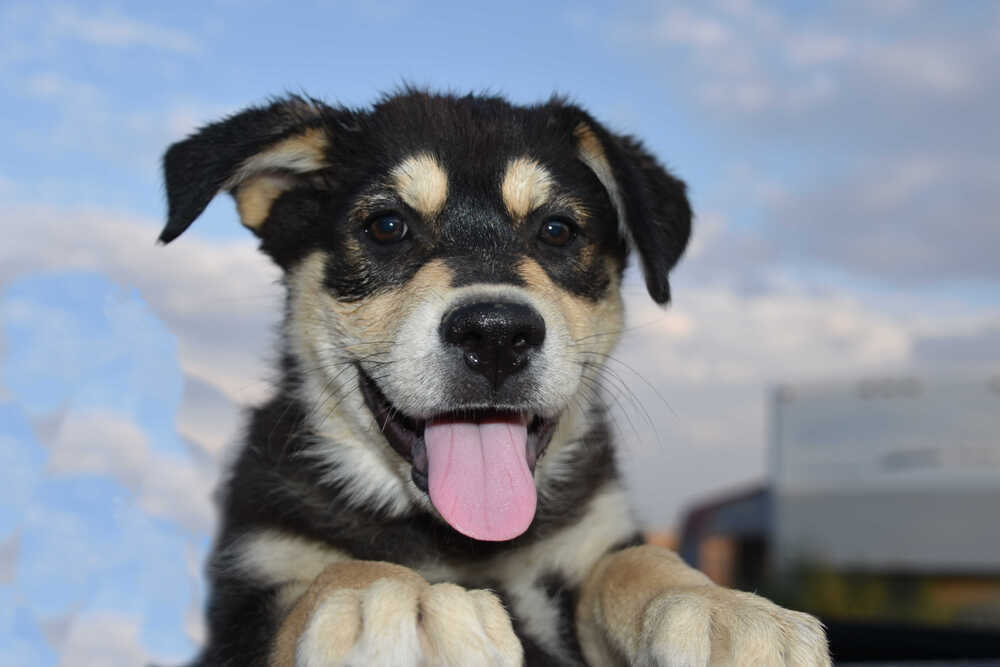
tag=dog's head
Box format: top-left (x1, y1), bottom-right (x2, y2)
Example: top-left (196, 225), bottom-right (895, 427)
top-left (161, 91), bottom-right (690, 541)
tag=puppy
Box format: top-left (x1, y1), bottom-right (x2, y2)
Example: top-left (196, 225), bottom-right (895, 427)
top-left (160, 90), bottom-right (830, 666)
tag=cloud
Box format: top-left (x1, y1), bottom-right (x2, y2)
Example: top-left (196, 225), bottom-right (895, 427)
top-left (913, 325), bottom-right (1000, 368)
top-left (176, 374), bottom-right (241, 459)
top-left (49, 6), bottom-right (200, 54)
top-left (765, 155), bottom-right (1000, 284)
top-left (602, 266), bottom-right (923, 526)
top-left (0, 204), bottom-right (283, 408)
top-left (24, 72), bottom-right (101, 105)
top-left (860, 41), bottom-right (975, 94)
top-left (1, 274), bottom-right (209, 663)
top-left (42, 409), bottom-right (215, 533)
top-left (49, 611), bottom-right (150, 667)
top-left (596, 1), bottom-right (992, 121)
top-left (584, 3), bottom-right (1000, 290)
top-left (655, 7), bottom-right (731, 48)
top-left (626, 281), bottom-right (911, 384)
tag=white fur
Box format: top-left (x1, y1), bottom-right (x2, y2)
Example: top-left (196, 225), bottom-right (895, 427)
top-left (226, 529), bottom-right (349, 610)
top-left (641, 587), bottom-right (831, 667)
top-left (375, 282), bottom-right (585, 419)
top-left (284, 254), bottom-right (423, 517)
top-left (295, 578), bottom-right (523, 667)
top-left (224, 128), bottom-right (327, 190)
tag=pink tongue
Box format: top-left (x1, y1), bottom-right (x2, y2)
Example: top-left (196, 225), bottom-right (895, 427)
top-left (424, 416), bottom-right (537, 541)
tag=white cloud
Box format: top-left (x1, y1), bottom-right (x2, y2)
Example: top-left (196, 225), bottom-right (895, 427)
top-left (0, 204), bottom-right (283, 407)
top-left (605, 264), bottom-right (920, 526)
top-left (24, 72), bottom-right (101, 105)
top-left (655, 7), bottom-right (731, 48)
top-left (49, 6), bottom-right (201, 54)
top-left (786, 31), bottom-right (852, 67)
top-left (624, 278), bottom-right (911, 386)
top-left (51, 611), bottom-right (150, 667)
top-left (176, 374), bottom-right (241, 459)
top-left (598, 2), bottom-right (989, 118)
top-left (860, 41), bottom-right (975, 94)
top-left (44, 409), bottom-right (216, 533)
top-left (766, 154), bottom-right (1000, 284)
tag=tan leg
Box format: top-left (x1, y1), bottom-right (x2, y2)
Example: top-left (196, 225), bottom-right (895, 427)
top-left (576, 546), bottom-right (830, 667)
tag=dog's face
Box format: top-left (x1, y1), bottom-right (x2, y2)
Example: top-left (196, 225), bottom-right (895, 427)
top-left (161, 91), bottom-right (690, 541)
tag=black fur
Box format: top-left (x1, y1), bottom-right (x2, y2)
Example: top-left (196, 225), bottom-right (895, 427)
top-left (160, 89), bottom-right (691, 666)
top-left (161, 89), bottom-right (688, 302)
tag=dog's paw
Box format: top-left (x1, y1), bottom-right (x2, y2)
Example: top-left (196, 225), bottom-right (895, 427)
top-left (295, 577), bottom-right (523, 667)
top-left (638, 585), bottom-right (829, 667)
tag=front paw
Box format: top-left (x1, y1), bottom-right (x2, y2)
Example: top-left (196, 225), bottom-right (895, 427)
top-left (295, 577), bottom-right (523, 667)
top-left (639, 586), bottom-right (829, 667)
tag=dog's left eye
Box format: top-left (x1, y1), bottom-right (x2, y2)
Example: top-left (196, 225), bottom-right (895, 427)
top-left (366, 214), bottom-right (409, 244)
top-left (538, 218), bottom-right (575, 247)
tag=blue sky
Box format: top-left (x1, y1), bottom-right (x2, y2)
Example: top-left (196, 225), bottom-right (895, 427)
top-left (2, 1), bottom-right (999, 663)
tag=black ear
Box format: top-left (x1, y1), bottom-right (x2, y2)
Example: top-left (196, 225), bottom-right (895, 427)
top-left (573, 121), bottom-right (692, 304)
top-left (159, 96), bottom-right (332, 244)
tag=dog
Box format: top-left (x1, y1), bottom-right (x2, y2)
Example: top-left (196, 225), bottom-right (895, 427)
top-left (159, 90), bottom-right (830, 666)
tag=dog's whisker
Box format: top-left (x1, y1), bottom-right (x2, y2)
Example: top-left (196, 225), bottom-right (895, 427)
top-left (576, 350), bottom-right (677, 419)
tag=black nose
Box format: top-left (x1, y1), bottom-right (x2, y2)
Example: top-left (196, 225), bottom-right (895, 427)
top-left (441, 301), bottom-right (546, 389)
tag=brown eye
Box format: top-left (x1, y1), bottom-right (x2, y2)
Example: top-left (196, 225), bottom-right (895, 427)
top-left (366, 214), bottom-right (409, 244)
top-left (538, 218), bottom-right (575, 247)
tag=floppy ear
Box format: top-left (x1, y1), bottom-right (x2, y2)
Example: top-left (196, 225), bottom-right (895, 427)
top-left (159, 96), bottom-right (331, 244)
top-left (573, 121), bottom-right (692, 304)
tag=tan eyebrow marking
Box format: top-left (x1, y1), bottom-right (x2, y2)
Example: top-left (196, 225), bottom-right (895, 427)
top-left (501, 157), bottom-right (554, 219)
top-left (390, 153), bottom-right (449, 219)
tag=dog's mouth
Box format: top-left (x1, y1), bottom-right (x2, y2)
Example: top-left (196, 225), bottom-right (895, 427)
top-left (357, 366), bottom-right (557, 542)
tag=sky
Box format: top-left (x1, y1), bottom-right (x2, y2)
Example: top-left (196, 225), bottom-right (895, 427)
top-left (1, 0), bottom-right (999, 664)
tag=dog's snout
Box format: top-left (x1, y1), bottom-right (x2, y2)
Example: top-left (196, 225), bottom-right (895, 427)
top-left (441, 301), bottom-right (546, 389)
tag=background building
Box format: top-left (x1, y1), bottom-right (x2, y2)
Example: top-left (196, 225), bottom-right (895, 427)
top-left (679, 374), bottom-right (1000, 661)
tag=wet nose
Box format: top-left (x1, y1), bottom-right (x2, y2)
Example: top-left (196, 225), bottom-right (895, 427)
top-left (440, 301), bottom-right (546, 389)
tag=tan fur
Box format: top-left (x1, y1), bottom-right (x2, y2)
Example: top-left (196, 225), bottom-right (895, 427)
top-left (576, 545), bottom-right (831, 666)
top-left (501, 157), bottom-right (553, 219)
top-left (391, 153), bottom-right (449, 219)
top-left (329, 258), bottom-right (454, 341)
top-left (288, 253), bottom-right (455, 379)
top-left (234, 173), bottom-right (298, 230)
top-left (286, 253), bottom-right (457, 516)
top-left (272, 561), bottom-right (425, 666)
top-left (574, 123), bottom-right (627, 233)
top-left (272, 561), bottom-right (523, 667)
top-left (223, 127), bottom-right (328, 230)
top-left (517, 257), bottom-right (623, 346)
top-left (228, 127), bottom-right (328, 188)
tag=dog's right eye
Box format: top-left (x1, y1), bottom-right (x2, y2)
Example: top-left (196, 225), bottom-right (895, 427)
top-left (366, 214), bottom-right (410, 245)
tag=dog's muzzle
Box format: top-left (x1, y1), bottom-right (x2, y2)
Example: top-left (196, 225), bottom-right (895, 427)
top-left (359, 300), bottom-right (558, 543)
